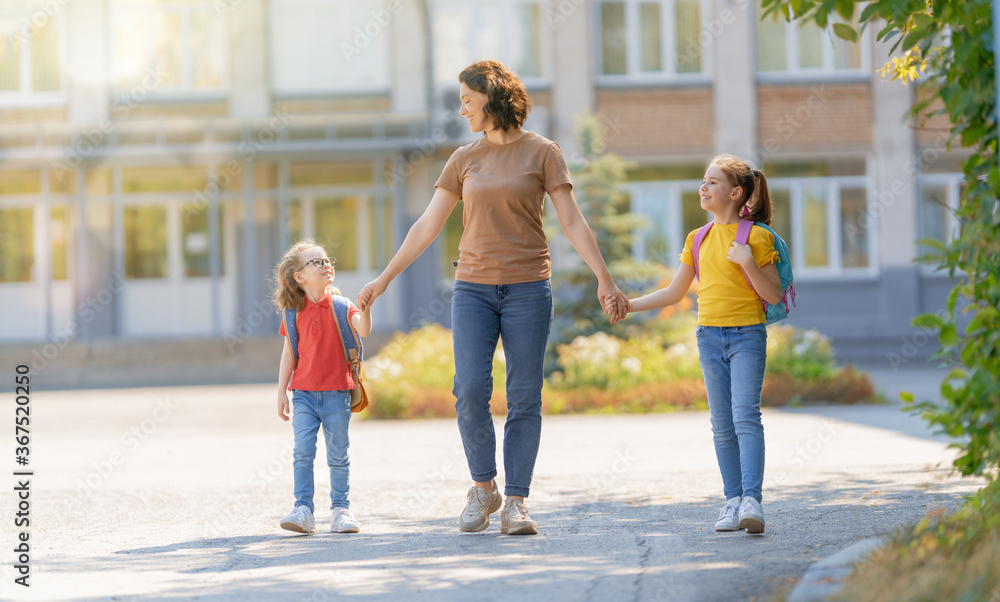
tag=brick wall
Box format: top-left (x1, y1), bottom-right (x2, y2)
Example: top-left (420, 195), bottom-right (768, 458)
top-left (757, 83), bottom-right (872, 151)
top-left (595, 87), bottom-right (714, 157)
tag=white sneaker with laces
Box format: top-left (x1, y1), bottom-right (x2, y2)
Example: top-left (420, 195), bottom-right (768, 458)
top-left (714, 497), bottom-right (742, 531)
top-left (459, 479), bottom-right (502, 532)
top-left (280, 506), bottom-right (315, 534)
top-left (331, 507), bottom-right (361, 533)
top-left (739, 497), bottom-right (765, 534)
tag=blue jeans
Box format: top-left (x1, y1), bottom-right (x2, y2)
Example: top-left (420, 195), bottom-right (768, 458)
top-left (291, 389), bottom-right (352, 511)
top-left (696, 324), bottom-right (767, 502)
top-left (452, 279), bottom-right (553, 498)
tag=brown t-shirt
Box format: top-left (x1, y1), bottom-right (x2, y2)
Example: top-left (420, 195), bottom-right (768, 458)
top-left (434, 130), bottom-right (572, 285)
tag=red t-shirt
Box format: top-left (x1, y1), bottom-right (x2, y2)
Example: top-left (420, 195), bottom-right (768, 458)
top-left (279, 293), bottom-right (361, 392)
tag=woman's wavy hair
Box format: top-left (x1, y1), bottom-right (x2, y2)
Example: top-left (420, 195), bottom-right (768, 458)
top-left (711, 154), bottom-right (773, 226)
top-left (459, 60), bottom-right (531, 132)
top-left (272, 238), bottom-right (340, 311)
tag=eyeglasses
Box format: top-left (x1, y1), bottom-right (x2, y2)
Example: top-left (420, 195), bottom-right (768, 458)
top-left (297, 257), bottom-right (335, 271)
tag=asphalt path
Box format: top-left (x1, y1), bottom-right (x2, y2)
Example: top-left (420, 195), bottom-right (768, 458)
top-left (1, 369), bottom-right (984, 601)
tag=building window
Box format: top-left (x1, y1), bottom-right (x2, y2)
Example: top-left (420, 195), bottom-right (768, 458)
top-left (111, 0), bottom-right (227, 94)
top-left (630, 164), bottom-right (873, 276)
top-left (757, 11), bottom-right (867, 78)
top-left (125, 205), bottom-right (168, 279)
top-left (0, 207), bottom-right (33, 282)
top-left (432, 0), bottom-right (546, 86)
top-left (51, 205), bottom-right (68, 280)
top-left (918, 174), bottom-right (962, 258)
top-left (596, 0), bottom-right (706, 81)
top-left (181, 203), bottom-right (224, 278)
top-left (270, 0), bottom-right (389, 94)
top-left (0, 1), bottom-right (63, 100)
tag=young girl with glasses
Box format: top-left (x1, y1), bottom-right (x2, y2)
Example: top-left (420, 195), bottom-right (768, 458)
top-left (613, 155), bottom-right (781, 534)
top-left (273, 238), bottom-right (372, 535)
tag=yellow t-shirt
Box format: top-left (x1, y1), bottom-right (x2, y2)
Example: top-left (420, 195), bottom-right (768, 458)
top-left (434, 131), bottom-right (572, 285)
top-left (680, 223), bottom-right (779, 326)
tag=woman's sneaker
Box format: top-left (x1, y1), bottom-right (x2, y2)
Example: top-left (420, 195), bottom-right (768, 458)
top-left (739, 497), bottom-right (765, 534)
top-left (280, 506), bottom-right (315, 534)
top-left (714, 497), bottom-right (742, 531)
top-left (331, 507), bottom-right (361, 533)
top-left (500, 498), bottom-right (538, 535)
top-left (459, 479), bottom-right (502, 532)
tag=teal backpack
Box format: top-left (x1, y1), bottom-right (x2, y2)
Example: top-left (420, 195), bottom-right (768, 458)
top-left (692, 219), bottom-right (796, 324)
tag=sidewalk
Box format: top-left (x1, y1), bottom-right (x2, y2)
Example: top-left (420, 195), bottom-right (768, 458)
top-left (1, 363), bottom-right (982, 601)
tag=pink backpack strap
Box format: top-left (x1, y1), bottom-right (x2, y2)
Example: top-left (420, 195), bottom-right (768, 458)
top-left (691, 221), bottom-right (714, 280)
top-left (735, 219), bottom-right (759, 297)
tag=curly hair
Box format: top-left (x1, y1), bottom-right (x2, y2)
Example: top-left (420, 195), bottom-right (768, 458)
top-left (459, 60), bottom-right (531, 132)
top-left (272, 238), bottom-right (340, 311)
top-left (710, 154), bottom-right (773, 226)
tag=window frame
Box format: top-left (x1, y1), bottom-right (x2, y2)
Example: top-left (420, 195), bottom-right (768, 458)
top-left (0, 5), bottom-right (67, 107)
top-left (269, 0), bottom-right (393, 97)
top-left (916, 172), bottom-right (962, 276)
top-left (430, 0), bottom-right (552, 90)
top-left (593, 0), bottom-right (713, 86)
top-left (108, 0), bottom-right (230, 101)
top-left (756, 8), bottom-right (872, 83)
top-left (627, 174), bottom-right (878, 281)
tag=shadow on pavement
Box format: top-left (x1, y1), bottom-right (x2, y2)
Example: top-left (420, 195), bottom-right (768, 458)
top-left (57, 472), bottom-right (974, 602)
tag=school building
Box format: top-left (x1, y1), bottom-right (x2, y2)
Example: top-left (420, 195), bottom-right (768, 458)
top-left (0, 0), bottom-right (966, 384)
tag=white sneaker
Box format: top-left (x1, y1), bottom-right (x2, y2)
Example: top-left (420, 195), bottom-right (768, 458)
top-left (500, 498), bottom-right (538, 535)
top-left (459, 479), bottom-right (502, 532)
top-left (331, 507), bottom-right (361, 533)
top-left (714, 497), bottom-right (742, 531)
top-left (739, 497), bottom-right (765, 534)
top-left (280, 506), bottom-right (315, 534)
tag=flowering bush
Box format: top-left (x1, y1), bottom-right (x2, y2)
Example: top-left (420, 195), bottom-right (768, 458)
top-left (362, 321), bottom-right (875, 419)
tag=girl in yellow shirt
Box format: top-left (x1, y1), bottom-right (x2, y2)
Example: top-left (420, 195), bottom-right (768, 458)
top-left (617, 154), bottom-right (781, 535)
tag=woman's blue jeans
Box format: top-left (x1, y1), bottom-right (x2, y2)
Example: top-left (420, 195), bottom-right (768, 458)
top-left (452, 279), bottom-right (553, 498)
top-left (291, 389), bottom-right (351, 511)
top-left (696, 324), bottom-right (767, 502)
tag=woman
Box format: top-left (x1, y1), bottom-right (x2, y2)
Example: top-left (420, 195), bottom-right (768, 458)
top-left (358, 60), bottom-right (628, 535)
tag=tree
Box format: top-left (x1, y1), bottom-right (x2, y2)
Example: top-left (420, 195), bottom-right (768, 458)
top-left (760, 0), bottom-right (999, 478)
top-left (546, 115), bottom-right (670, 356)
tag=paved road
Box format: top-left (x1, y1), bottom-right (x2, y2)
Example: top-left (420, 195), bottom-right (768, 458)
top-left (1, 367), bottom-right (984, 601)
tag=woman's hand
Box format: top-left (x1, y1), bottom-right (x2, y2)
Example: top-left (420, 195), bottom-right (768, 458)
top-left (358, 275), bottom-right (389, 312)
top-left (598, 280), bottom-right (629, 324)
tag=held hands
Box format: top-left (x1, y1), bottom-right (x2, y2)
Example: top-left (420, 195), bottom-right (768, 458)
top-left (357, 276), bottom-right (389, 312)
top-left (598, 280), bottom-right (630, 324)
top-left (728, 241), bottom-right (753, 268)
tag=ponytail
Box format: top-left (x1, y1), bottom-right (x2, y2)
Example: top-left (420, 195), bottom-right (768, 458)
top-left (744, 169), bottom-right (773, 226)
top-left (712, 155), bottom-right (773, 226)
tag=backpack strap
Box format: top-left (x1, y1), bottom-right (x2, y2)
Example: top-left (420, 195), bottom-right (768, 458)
top-left (735, 219), bottom-right (757, 294)
top-left (282, 307), bottom-right (299, 371)
top-left (691, 221), bottom-right (714, 280)
top-left (331, 294), bottom-right (363, 380)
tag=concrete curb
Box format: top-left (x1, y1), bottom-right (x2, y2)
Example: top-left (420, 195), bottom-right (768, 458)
top-left (787, 537), bottom-right (887, 601)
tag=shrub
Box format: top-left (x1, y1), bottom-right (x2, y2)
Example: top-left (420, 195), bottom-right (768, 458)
top-left (362, 322), bottom-right (876, 419)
